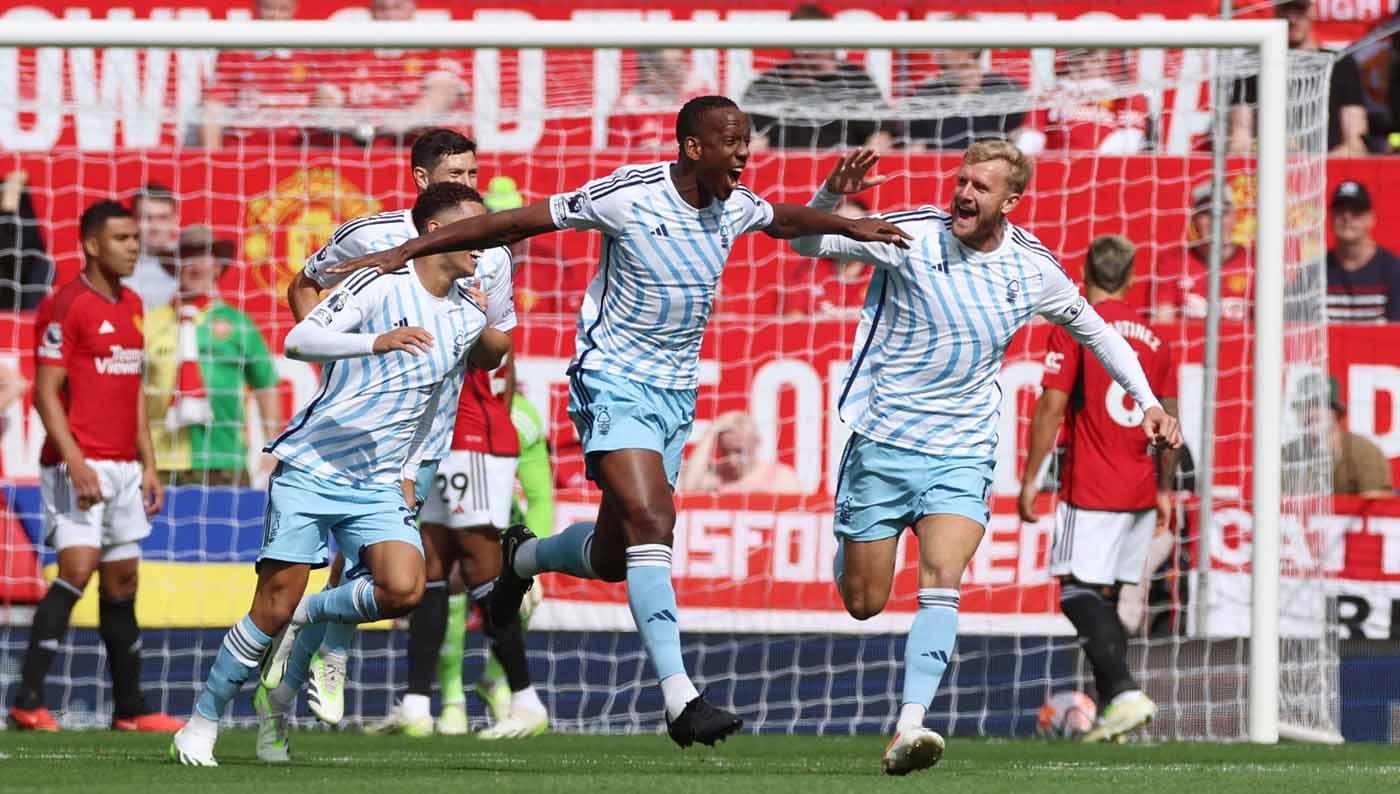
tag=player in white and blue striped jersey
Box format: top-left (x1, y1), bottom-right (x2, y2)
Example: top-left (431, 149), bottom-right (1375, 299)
top-left (326, 95), bottom-right (910, 748)
top-left (277, 130), bottom-right (523, 734)
top-left (171, 183), bottom-right (512, 767)
top-left (789, 143), bottom-right (1184, 775)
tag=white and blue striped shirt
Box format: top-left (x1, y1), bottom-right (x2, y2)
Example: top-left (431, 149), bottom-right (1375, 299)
top-left (549, 162), bottom-right (775, 390)
top-left (303, 208), bottom-right (518, 464)
top-left (268, 261), bottom-right (488, 487)
top-left (792, 189), bottom-right (1159, 459)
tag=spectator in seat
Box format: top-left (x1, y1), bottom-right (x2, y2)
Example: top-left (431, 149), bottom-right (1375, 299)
top-left (144, 226), bottom-right (281, 487)
top-left (198, 0), bottom-right (314, 150)
top-left (315, 0), bottom-right (470, 145)
top-left (741, 4), bottom-right (891, 152)
top-left (1325, 180), bottom-right (1400, 323)
top-left (0, 169), bottom-right (53, 311)
top-left (904, 49), bottom-right (1025, 151)
top-left (781, 196), bottom-right (871, 319)
top-left (1149, 181), bottom-right (1252, 323)
top-left (124, 184), bottom-right (180, 309)
top-left (609, 49), bottom-right (706, 151)
top-left (1015, 49), bottom-right (1148, 156)
top-left (678, 411), bottom-right (802, 494)
top-left (1229, 0), bottom-right (1369, 156)
top-left (1284, 375), bottom-right (1393, 498)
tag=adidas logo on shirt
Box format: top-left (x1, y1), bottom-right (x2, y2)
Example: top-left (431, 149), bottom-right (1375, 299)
top-left (650, 224), bottom-right (670, 238)
top-left (97, 320), bottom-right (115, 334)
top-left (394, 317), bottom-right (409, 328)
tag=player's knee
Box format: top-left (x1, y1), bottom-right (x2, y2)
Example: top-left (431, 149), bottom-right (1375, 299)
top-left (57, 564), bottom-right (97, 594)
top-left (840, 583), bottom-right (889, 621)
top-left (375, 573), bottom-right (426, 618)
top-left (621, 501), bottom-right (676, 547)
top-left (97, 568), bottom-right (138, 600)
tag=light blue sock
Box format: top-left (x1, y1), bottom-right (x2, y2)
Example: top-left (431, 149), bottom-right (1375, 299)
top-left (304, 578), bottom-right (380, 625)
top-left (282, 621), bottom-right (328, 693)
top-left (899, 588), bottom-right (960, 730)
top-left (322, 622), bottom-right (356, 656)
top-left (524, 521), bottom-right (597, 579)
top-left (625, 544), bottom-right (685, 681)
top-left (195, 615), bottom-right (272, 720)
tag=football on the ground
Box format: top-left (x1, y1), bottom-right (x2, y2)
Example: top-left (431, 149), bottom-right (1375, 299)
top-left (1037, 690), bottom-right (1097, 738)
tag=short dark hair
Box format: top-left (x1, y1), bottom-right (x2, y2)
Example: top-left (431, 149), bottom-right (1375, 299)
top-left (130, 182), bottom-right (175, 212)
top-left (790, 3), bottom-right (832, 21)
top-left (410, 128), bottom-right (477, 174)
top-left (80, 200), bottom-right (134, 241)
top-left (412, 183), bottom-right (485, 233)
top-left (1084, 234), bottom-right (1136, 293)
top-left (675, 95), bottom-right (741, 145)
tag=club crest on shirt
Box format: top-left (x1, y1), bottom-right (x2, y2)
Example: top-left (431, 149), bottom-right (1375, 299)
top-left (453, 327), bottom-right (468, 360)
top-left (1006, 279), bottom-right (1022, 304)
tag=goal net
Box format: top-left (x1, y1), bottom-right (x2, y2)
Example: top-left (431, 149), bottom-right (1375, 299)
top-left (0, 19), bottom-right (1339, 741)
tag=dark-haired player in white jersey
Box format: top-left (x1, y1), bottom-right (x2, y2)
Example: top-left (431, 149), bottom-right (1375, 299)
top-left (331, 95), bottom-right (910, 748)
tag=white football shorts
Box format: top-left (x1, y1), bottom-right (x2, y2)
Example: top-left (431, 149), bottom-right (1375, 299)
top-left (417, 450), bottom-right (518, 530)
top-left (40, 460), bottom-right (151, 562)
top-left (1048, 501), bottom-right (1154, 586)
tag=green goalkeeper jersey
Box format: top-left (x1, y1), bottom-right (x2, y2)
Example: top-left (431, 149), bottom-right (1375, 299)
top-left (509, 392), bottom-right (554, 537)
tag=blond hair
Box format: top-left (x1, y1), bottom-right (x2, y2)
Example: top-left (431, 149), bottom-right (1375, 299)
top-left (963, 139), bottom-right (1033, 194)
top-left (1084, 234), bottom-right (1137, 293)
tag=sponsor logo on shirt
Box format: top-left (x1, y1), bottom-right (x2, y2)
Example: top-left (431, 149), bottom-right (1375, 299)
top-left (95, 345), bottom-right (143, 376)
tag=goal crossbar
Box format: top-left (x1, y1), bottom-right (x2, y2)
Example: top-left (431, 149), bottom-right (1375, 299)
top-left (0, 17), bottom-right (1293, 745)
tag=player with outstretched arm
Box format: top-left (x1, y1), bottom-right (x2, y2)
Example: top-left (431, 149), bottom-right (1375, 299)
top-left (787, 142), bottom-right (1183, 774)
top-left (330, 95), bottom-right (910, 748)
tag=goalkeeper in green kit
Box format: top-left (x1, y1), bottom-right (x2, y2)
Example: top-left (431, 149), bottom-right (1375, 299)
top-left (437, 389), bottom-right (555, 738)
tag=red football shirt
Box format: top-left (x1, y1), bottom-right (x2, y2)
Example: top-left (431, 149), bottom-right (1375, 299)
top-left (1040, 299), bottom-right (1177, 511)
top-left (1026, 80), bottom-right (1149, 153)
top-left (1152, 245), bottom-right (1253, 322)
top-left (34, 277), bottom-right (144, 465)
top-left (450, 368), bottom-right (520, 457)
top-left (780, 261), bottom-right (870, 320)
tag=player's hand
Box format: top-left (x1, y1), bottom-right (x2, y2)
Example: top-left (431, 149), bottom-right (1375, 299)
top-left (467, 283), bottom-right (487, 309)
top-left (66, 460), bottom-right (104, 511)
top-left (824, 148), bottom-right (893, 195)
top-left (844, 217), bottom-right (913, 249)
top-left (1142, 405), bottom-right (1184, 450)
top-left (141, 465), bottom-right (164, 518)
top-left (1155, 489), bottom-right (1173, 535)
top-left (1017, 482), bottom-right (1040, 524)
top-left (326, 244), bottom-right (408, 276)
top-left (373, 327), bottom-right (434, 356)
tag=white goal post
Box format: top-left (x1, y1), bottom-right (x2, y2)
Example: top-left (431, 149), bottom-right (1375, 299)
top-left (0, 18), bottom-right (1300, 744)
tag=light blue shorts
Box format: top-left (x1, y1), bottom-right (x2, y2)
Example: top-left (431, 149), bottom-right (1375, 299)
top-left (567, 368), bottom-right (696, 489)
top-left (259, 462), bottom-right (424, 578)
top-left (833, 433), bottom-right (994, 542)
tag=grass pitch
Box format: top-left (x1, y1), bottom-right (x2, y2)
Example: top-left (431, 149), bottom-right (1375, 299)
top-left (0, 730), bottom-right (1394, 793)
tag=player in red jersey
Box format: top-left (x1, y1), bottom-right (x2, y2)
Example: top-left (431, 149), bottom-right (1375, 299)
top-left (402, 357), bottom-right (550, 740)
top-left (1018, 235), bottom-right (1179, 743)
top-left (7, 201), bottom-right (182, 734)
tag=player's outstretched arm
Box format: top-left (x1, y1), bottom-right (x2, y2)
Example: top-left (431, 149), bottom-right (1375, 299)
top-left (285, 287), bottom-right (433, 363)
top-left (327, 202), bottom-right (558, 277)
top-left (286, 269), bottom-right (323, 323)
top-left (766, 203), bottom-right (910, 245)
top-left (1019, 388), bottom-right (1069, 523)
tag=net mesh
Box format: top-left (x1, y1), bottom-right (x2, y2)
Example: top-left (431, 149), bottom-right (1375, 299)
top-left (0, 36), bottom-right (1337, 740)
